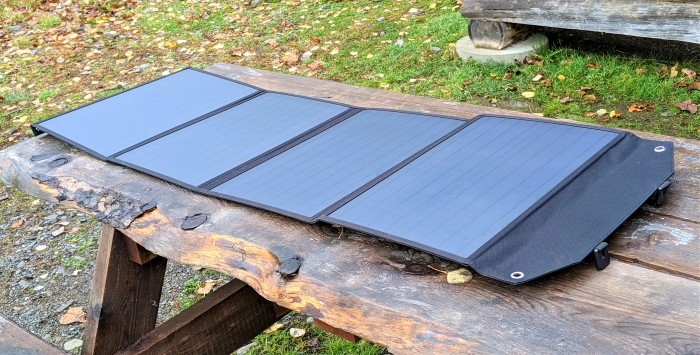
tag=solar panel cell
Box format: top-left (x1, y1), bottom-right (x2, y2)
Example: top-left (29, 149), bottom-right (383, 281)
top-left (34, 69), bottom-right (258, 157)
top-left (115, 93), bottom-right (348, 186)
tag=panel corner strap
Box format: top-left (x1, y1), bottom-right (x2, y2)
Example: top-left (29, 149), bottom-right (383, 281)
top-left (32, 69), bottom-right (675, 284)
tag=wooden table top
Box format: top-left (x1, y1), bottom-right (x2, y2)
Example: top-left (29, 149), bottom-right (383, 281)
top-left (0, 64), bottom-right (698, 355)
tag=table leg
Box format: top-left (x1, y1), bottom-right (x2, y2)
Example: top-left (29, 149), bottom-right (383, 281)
top-left (82, 224), bottom-right (167, 355)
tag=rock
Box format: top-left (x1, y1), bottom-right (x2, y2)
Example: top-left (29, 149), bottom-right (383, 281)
top-left (431, 47), bottom-right (441, 52)
top-left (408, 8), bottom-right (421, 15)
top-left (63, 339), bottom-right (83, 351)
top-left (301, 51), bottom-right (312, 60)
top-left (17, 261), bottom-right (26, 269)
top-left (55, 299), bottom-right (75, 313)
top-left (377, 17), bottom-right (384, 22)
top-left (18, 279), bottom-right (30, 288)
top-left (446, 268), bottom-right (473, 284)
top-left (8, 25), bottom-right (22, 31)
top-left (289, 328), bottom-right (306, 337)
top-left (235, 342), bottom-right (258, 355)
top-left (306, 317), bottom-right (314, 324)
top-left (34, 285), bottom-right (45, 291)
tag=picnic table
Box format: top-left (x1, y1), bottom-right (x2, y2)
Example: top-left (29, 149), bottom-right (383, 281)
top-left (0, 64), bottom-right (698, 355)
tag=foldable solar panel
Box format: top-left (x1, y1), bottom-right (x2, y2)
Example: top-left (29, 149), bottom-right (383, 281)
top-left (32, 68), bottom-right (675, 284)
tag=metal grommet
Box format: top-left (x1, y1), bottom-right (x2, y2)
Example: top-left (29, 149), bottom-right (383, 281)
top-left (654, 146), bottom-right (666, 153)
top-left (510, 271), bottom-right (524, 279)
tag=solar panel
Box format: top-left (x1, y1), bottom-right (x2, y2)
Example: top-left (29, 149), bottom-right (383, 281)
top-left (32, 69), bottom-right (259, 157)
top-left (114, 93), bottom-right (349, 187)
top-left (211, 110), bottom-right (464, 220)
top-left (326, 116), bottom-right (618, 257)
top-left (32, 69), bottom-right (675, 284)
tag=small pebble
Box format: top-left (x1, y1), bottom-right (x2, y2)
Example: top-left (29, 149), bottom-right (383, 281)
top-left (63, 339), bottom-right (83, 351)
top-left (306, 317), bottom-right (314, 324)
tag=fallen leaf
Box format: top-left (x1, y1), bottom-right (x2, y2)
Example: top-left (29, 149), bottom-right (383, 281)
top-left (264, 38), bottom-right (279, 47)
top-left (446, 268), bottom-right (473, 284)
top-left (281, 52), bottom-right (298, 65)
top-left (264, 323), bottom-right (284, 334)
top-left (677, 81), bottom-right (688, 88)
top-left (628, 102), bottom-right (656, 112)
top-left (10, 219), bottom-right (24, 228)
top-left (675, 99), bottom-right (698, 114)
top-left (559, 96), bottom-right (572, 103)
top-left (557, 74), bottom-right (566, 81)
top-left (375, 73), bottom-right (385, 78)
top-left (59, 307), bottom-right (86, 325)
top-left (366, 54), bottom-right (374, 58)
top-left (541, 78), bottom-right (553, 87)
top-left (584, 112), bottom-right (597, 118)
top-left (670, 64), bottom-right (679, 78)
top-left (681, 68), bottom-right (697, 79)
top-left (501, 71), bottom-right (512, 80)
top-left (609, 110), bottom-right (621, 118)
top-left (489, 73), bottom-right (497, 78)
top-left (586, 63), bottom-right (600, 69)
top-left (521, 91), bottom-right (536, 98)
top-left (307, 60), bottom-right (323, 71)
top-left (197, 280), bottom-right (216, 295)
top-left (635, 68), bottom-right (646, 75)
top-left (163, 41), bottom-right (177, 49)
top-left (532, 74), bottom-right (543, 82)
top-left (596, 109), bottom-right (608, 116)
top-left (310, 37), bottom-right (321, 44)
top-left (330, 47), bottom-right (339, 55)
top-left (583, 94), bottom-right (597, 101)
top-left (463, 80), bottom-right (473, 86)
top-left (689, 81), bottom-right (700, 91)
top-left (212, 43), bottom-right (224, 50)
top-left (289, 328), bottom-right (306, 338)
top-left (350, 51), bottom-right (358, 56)
top-left (379, 83), bottom-right (390, 89)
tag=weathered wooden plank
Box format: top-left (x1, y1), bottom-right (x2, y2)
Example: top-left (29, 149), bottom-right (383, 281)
top-left (610, 210), bottom-right (699, 280)
top-left (116, 279), bottom-right (280, 355)
top-left (460, 0), bottom-right (700, 44)
top-left (314, 319), bottom-right (361, 343)
top-left (123, 235), bottom-right (160, 265)
top-left (0, 65), bottom-right (698, 354)
top-left (468, 20), bottom-right (531, 49)
top-left (1, 130), bottom-right (698, 354)
top-left (82, 226), bottom-right (168, 355)
top-left (0, 315), bottom-right (66, 355)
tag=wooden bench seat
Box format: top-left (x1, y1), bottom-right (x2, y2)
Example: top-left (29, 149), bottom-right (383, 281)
top-left (0, 315), bottom-right (66, 355)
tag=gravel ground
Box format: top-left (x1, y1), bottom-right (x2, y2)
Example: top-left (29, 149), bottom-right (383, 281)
top-left (0, 182), bottom-right (212, 353)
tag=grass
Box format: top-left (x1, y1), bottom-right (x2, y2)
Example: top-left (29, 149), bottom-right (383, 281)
top-left (38, 15), bottom-right (61, 30)
top-left (2, 90), bottom-right (31, 103)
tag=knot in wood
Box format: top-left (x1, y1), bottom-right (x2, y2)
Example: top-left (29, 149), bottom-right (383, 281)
top-left (181, 213), bottom-right (208, 230)
top-left (48, 157), bottom-right (69, 167)
top-left (279, 256), bottom-right (302, 280)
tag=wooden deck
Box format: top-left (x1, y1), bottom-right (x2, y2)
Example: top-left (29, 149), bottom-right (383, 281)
top-left (0, 64), bottom-right (698, 354)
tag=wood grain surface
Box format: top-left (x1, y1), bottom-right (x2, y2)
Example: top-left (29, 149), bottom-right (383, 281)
top-left (460, 0), bottom-right (700, 44)
top-left (0, 315), bottom-right (66, 355)
top-left (0, 64), bottom-right (698, 355)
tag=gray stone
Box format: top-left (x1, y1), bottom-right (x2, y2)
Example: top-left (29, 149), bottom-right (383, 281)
top-left (236, 342), bottom-right (258, 355)
top-left (55, 299), bottom-right (75, 313)
top-left (18, 279), bottom-right (30, 288)
top-left (456, 33), bottom-right (548, 64)
top-left (63, 339), bottom-right (83, 351)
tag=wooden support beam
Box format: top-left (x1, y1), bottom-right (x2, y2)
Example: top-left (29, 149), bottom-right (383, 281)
top-left (82, 225), bottom-right (167, 355)
top-left (123, 235), bottom-right (160, 265)
top-left (460, 0), bottom-right (700, 44)
top-left (0, 315), bottom-right (66, 355)
top-left (116, 279), bottom-right (281, 355)
top-left (314, 319), bottom-right (361, 343)
top-left (468, 20), bottom-right (531, 50)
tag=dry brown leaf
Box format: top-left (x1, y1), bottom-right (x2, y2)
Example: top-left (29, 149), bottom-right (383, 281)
top-left (635, 68), bottom-right (646, 75)
top-left (689, 81), bottom-right (700, 91)
top-left (310, 37), bottom-right (321, 44)
top-left (675, 99), bottom-right (698, 114)
top-left (197, 280), bottom-right (216, 295)
top-left (609, 110), bottom-right (622, 118)
top-left (501, 71), bottom-right (512, 80)
top-left (59, 307), bottom-right (86, 325)
top-left (307, 60), bottom-right (323, 71)
top-left (681, 68), bottom-right (697, 79)
top-left (670, 64), bottom-right (679, 78)
top-left (559, 96), bottom-right (572, 104)
top-left (264, 38), bottom-right (279, 47)
top-left (628, 102), bottom-right (656, 113)
top-left (541, 78), bottom-right (553, 87)
top-left (281, 52), bottom-right (298, 65)
top-left (583, 94), bottom-right (597, 101)
top-left (583, 112), bottom-right (597, 118)
top-left (11, 219), bottom-right (24, 228)
top-left (586, 63), bottom-right (601, 69)
top-left (677, 81), bottom-right (688, 88)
